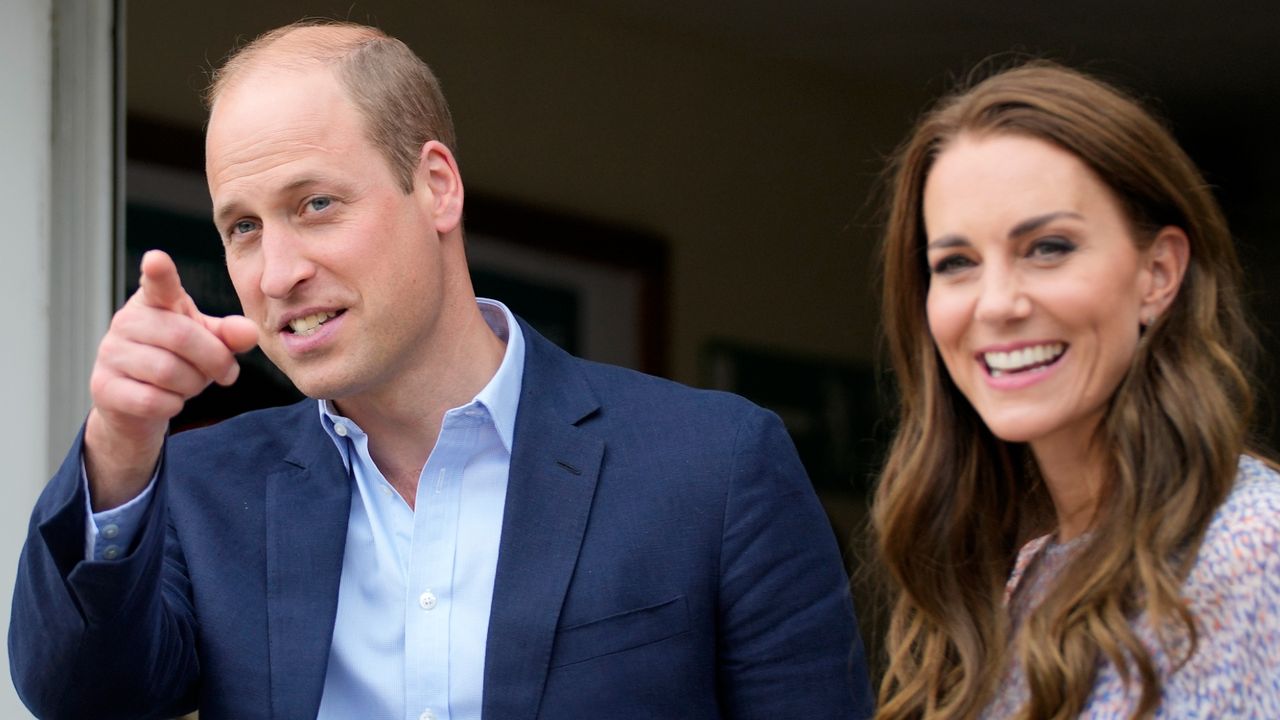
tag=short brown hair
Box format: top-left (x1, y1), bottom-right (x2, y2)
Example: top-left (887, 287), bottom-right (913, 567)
top-left (206, 20), bottom-right (456, 192)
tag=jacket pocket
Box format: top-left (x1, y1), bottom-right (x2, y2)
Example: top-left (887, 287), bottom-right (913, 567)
top-left (549, 595), bottom-right (690, 668)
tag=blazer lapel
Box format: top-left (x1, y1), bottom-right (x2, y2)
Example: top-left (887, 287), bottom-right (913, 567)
top-left (265, 409), bottom-right (352, 720)
top-left (483, 324), bottom-right (604, 720)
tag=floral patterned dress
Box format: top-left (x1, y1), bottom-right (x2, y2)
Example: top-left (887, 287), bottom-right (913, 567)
top-left (981, 456), bottom-right (1280, 719)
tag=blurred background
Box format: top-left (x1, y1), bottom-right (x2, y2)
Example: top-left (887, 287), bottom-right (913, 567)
top-left (5, 0), bottom-right (1280, 714)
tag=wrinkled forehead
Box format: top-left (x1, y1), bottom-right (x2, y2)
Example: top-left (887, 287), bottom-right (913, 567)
top-left (205, 65), bottom-right (363, 187)
top-left (209, 58), bottom-right (340, 120)
top-left (209, 63), bottom-right (352, 136)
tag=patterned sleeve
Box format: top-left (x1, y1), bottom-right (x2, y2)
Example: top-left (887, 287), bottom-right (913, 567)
top-left (1236, 460), bottom-right (1280, 710)
top-left (1169, 456), bottom-right (1280, 716)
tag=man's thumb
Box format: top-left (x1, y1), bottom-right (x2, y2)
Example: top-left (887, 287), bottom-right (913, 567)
top-left (206, 314), bottom-right (260, 354)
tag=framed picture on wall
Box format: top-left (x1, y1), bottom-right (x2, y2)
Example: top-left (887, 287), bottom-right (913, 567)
top-left (701, 340), bottom-right (887, 498)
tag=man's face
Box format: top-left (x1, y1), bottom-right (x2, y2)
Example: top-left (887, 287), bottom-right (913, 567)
top-left (206, 65), bottom-right (447, 401)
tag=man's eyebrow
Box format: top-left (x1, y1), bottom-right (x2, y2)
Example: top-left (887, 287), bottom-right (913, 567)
top-left (212, 177), bottom-right (330, 227)
top-left (212, 201), bottom-right (242, 229)
top-left (1008, 211), bottom-right (1083, 239)
top-left (281, 176), bottom-right (326, 194)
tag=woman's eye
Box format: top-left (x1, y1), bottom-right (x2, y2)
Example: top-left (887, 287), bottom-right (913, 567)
top-left (1028, 236), bottom-right (1077, 260)
top-left (307, 196), bottom-right (332, 212)
top-left (930, 254), bottom-right (975, 275)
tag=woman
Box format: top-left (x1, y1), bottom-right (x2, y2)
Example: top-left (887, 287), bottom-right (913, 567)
top-left (873, 61), bottom-right (1280, 719)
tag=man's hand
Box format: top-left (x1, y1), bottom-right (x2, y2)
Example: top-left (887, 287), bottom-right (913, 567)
top-left (84, 250), bottom-right (259, 511)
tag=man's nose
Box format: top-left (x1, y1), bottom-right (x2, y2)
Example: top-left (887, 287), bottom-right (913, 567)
top-left (258, 225), bottom-right (316, 299)
top-left (973, 265), bottom-right (1031, 324)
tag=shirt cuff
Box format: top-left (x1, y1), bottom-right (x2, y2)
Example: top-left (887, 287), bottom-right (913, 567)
top-left (81, 457), bottom-right (158, 562)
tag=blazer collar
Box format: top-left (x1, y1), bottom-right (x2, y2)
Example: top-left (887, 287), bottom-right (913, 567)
top-left (259, 318), bottom-right (606, 720)
top-left (266, 400), bottom-right (352, 719)
top-left (483, 320), bottom-right (604, 720)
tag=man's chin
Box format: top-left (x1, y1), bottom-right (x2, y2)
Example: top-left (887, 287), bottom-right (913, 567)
top-left (287, 374), bottom-right (355, 401)
top-left (270, 358), bottom-right (352, 401)
top-left (264, 347), bottom-right (329, 395)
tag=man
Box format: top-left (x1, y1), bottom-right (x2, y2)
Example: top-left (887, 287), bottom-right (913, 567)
top-left (11, 20), bottom-right (872, 720)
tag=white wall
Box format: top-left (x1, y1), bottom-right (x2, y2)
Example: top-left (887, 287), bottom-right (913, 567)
top-left (0, 0), bottom-right (52, 716)
top-left (0, 1), bottom-right (114, 715)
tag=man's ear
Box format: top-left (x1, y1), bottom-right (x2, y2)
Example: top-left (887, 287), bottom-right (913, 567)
top-left (413, 140), bottom-right (464, 235)
top-left (1140, 225), bottom-right (1190, 322)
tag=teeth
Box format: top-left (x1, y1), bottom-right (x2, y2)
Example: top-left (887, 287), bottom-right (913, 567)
top-left (288, 311), bottom-right (338, 336)
top-left (984, 343), bottom-right (1065, 377)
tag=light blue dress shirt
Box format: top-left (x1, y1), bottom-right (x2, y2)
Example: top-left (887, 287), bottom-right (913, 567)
top-left (315, 299), bottom-right (523, 720)
top-left (85, 299), bottom-right (524, 720)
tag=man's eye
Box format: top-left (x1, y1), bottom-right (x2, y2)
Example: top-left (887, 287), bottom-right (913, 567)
top-left (307, 196), bottom-right (332, 212)
top-left (233, 220), bottom-right (258, 236)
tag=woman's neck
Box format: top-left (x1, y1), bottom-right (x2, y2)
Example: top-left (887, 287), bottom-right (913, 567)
top-left (1031, 424), bottom-right (1107, 541)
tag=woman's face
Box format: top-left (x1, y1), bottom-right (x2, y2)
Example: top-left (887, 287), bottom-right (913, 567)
top-left (922, 133), bottom-right (1156, 454)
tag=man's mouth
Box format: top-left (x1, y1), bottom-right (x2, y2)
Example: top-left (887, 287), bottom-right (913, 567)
top-left (286, 311), bottom-right (341, 336)
top-left (982, 343), bottom-right (1066, 378)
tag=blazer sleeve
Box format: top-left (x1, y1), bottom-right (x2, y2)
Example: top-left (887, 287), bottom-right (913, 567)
top-left (8, 425), bottom-right (200, 720)
top-left (715, 407), bottom-right (875, 719)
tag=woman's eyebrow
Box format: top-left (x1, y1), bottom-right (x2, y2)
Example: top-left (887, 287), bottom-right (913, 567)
top-left (1009, 211), bottom-right (1083, 238)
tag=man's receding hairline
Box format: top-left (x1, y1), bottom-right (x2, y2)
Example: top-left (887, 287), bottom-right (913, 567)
top-left (208, 19), bottom-right (455, 193)
top-left (208, 22), bottom-right (387, 108)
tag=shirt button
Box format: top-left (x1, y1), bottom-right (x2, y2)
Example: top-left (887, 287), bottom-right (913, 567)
top-left (418, 590), bottom-right (437, 611)
top-left (334, 423), bottom-right (348, 437)
top-left (419, 709), bottom-right (436, 720)
top-left (102, 545), bottom-right (121, 560)
top-left (101, 523), bottom-right (120, 539)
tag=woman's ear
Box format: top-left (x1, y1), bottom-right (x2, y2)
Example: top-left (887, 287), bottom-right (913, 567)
top-left (1140, 226), bottom-right (1190, 323)
top-left (413, 140), bottom-right (464, 235)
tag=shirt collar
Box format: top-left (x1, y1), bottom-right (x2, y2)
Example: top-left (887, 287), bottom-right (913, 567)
top-left (316, 297), bottom-right (525, 455)
top-left (472, 298), bottom-right (524, 453)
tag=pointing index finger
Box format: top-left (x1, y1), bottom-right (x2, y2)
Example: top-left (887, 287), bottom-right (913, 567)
top-left (138, 250), bottom-right (191, 314)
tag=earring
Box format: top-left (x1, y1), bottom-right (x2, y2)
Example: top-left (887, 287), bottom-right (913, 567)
top-left (1141, 313), bottom-right (1156, 329)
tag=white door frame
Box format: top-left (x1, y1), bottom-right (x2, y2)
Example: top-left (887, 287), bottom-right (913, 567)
top-left (47, 0), bottom-right (118, 471)
top-left (0, 1), bottom-right (117, 716)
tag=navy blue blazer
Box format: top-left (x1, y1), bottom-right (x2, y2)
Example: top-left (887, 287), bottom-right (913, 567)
top-left (11, 322), bottom-right (873, 719)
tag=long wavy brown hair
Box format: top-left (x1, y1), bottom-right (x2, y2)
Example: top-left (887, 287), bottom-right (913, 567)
top-left (873, 61), bottom-right (1258, 719)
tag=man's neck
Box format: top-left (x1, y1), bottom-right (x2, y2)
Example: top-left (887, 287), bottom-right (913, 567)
top-left (333, 300), bottom-right (507, 508)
